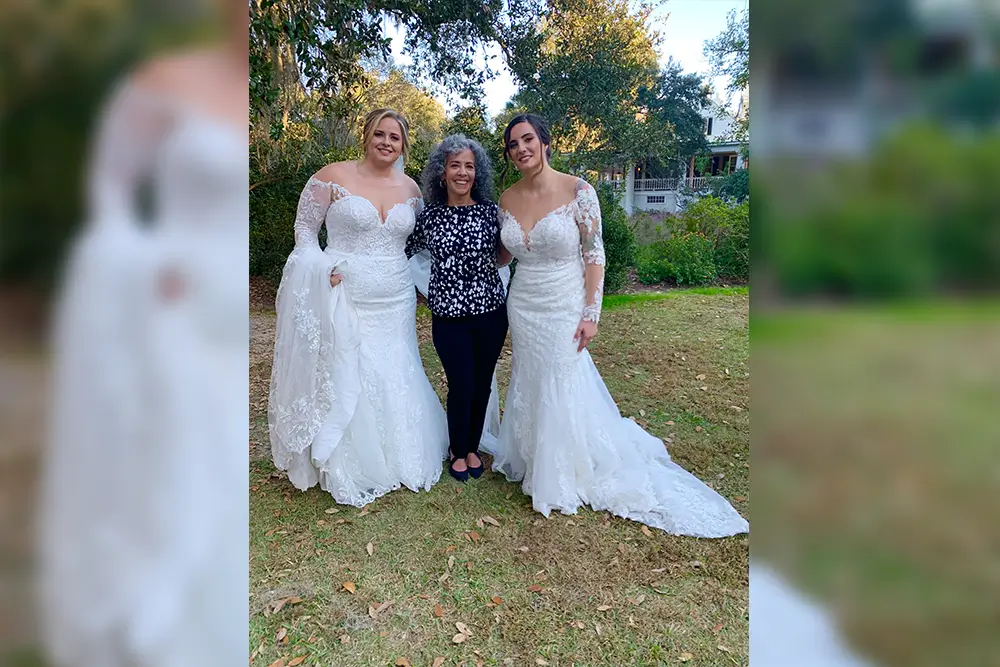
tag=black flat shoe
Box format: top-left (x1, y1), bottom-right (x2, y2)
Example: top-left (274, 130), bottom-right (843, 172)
top-left (448, 455), bottom-right (469, 482)
top-left (466, 455), bottom-right (484, 479)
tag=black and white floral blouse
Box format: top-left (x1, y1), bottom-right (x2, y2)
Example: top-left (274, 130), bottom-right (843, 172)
top-left (405, 202), bottom-right (507, 318)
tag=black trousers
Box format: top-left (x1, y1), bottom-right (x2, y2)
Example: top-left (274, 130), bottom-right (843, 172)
top-left (431, 305), bottom-right (509, 459)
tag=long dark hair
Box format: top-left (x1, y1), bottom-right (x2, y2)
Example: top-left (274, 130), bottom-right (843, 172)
top-left (501, 113), bottom-right (551, 186)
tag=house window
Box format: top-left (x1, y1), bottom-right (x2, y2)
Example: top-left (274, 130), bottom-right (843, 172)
top-left (647, 195), bottom-right (665, 204)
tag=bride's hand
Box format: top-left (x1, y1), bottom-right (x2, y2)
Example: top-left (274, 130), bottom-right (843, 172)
top-left (574, 319), bottom-right (598, 352)
top-left (329, 270), bottom-right (343, 288)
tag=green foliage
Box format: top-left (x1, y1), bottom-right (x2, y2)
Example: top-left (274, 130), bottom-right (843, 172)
top-left (713, 200), bottom-right (750, 282)
top-left (703, 7), bottom-right (749, 95)
top-left (759, 122), bottom-right (1000, 297)
top-left (636, 232), bottom-right (719, 286)
top-left (710, 168), bottom-right (749, 203)
top-left (594, 182), bottom-right (636, 293)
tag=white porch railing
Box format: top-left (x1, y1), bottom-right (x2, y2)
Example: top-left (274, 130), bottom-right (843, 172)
top-left (600, 176), bottom-right (725, 193)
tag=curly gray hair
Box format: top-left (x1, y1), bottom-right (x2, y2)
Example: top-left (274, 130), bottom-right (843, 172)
top-left (421, 134), bottom-right (495, 206)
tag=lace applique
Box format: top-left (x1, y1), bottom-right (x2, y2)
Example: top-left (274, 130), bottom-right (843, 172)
top-left (575, 181), bottom-right (605, 323)
top-left (293, 177), bottom-right (334, 247)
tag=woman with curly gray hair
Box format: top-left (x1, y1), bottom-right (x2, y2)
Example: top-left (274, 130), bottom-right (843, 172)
top-left (405, 134), bottom-right (510, 482)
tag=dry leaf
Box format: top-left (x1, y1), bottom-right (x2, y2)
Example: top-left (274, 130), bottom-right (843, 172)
top-left (717, 645), bottom-right (731, 653)
top-left (651, 568), bottom-right (666, 573)
top-left (636, 594), bottom-right (646, 605)
top-left (597, 605), bottom-right (612, 611)
top-left (368, 605), bottom-right (378, 619)
top-left (448, 555), bottom-right (455, 570)
top-left (505, 492), bottom-right (514, 499)
top-left (641, 526), bottom-right (653, 537)
top-left (434, 604), bottom-right (444, 618)
top-left (342, 581), bottom-right (356, 594)
top-left (695, 425), bottom-right (703, 432)
top-left (325, 507), bottom-right (339, 514)
top-left (316, 520), bottom-right (326, 526)
top-left (288, 658), bottom-right (305, 666)
top-left (338, 634), bottom-right (350, 644)
top-left (380, 631), bottom-right (389, 637)
top-left (517, 546), bottom-right (529, 552)
top-left (439, 571), bottom-right (450, 584)
top-left (469, 531), bottom-right (481, 544)
top-left (491, 595), bottom-right (503, 605)
top-left (712, 623), bottom-right (724, 632)
top-left (476, 518), bottom-right (485, 528)
top-left (445, 545), bottom-right (457, 553)
top-left (639, 409), bottom-right (646, 416)
top-left (595, 622), bottom-right (602, 636)
top-left (267, 660), bottom-right (285, 667)
top-left (566, 519), bottom-right (576, 526)
top-left (609, 557), bottom-right (619, 566)
top-left (734, 496), bottom-right (745, 502)
top-left (455, 621), bottom-right (473, 637)
top-left (452, 633), bottom-right (467, 644)
top-left (275, 628), bottom-right (287, 642)
top-left (366, 541), bottom-right (374, 556)
top-left (432, 659), bottom-right (446, 667)
top-left (395, 659), bottom-right (412, 667)
top-left (527, 584), bottom-right (543, 593)
top-left (572, 620), bottom-right (586, 629)
top-left (536, 659), bottom-right (550, 666)
top-left (358, 507), bottom-right (370, 516)
top-left (456, 487), bottom-right (463, 495)
top-left (679, 653), bottom-right (694, 662)
top-left (618, 543), bottom-right (626, 554)
top-left (482, 515), bottom-right (500, 527)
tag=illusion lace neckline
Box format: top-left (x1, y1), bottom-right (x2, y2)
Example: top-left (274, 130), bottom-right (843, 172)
top-left (499, 187), bottom-right (581, 249)
top-left (310, 176), bottom-right (420, 225)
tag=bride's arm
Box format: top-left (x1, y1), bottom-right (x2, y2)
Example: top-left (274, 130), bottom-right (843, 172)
top-left (574, 181), bottom-right (605, 350)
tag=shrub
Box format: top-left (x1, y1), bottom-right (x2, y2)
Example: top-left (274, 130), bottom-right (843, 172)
top-left (714, 199), bottom-right (749, 282)
top-left (635, 241), bottom-right (673, 284)
top-left (663, 232), bottom-right (717, 285)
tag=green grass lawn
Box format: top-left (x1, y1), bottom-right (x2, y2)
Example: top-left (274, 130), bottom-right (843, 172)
top-left (249, 290), bottom-right (750, 667)
top-left (753, 300), bottom-right (1000, 667)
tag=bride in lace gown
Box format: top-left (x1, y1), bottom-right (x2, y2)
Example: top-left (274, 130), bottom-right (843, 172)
top-left (39, 44), bottom-right (249, 667)
top-left (491, 114), bottom-right (749, 538)
top-left (269, 109), bottom-right (450, 506)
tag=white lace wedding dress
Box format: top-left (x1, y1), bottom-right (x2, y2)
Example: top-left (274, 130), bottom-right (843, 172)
top-left (493, 180), bottom-right (749, 538)
top-left (40, 79), bottom-right (248, 666)
top-left (269, 178), bottom-right (450, 505)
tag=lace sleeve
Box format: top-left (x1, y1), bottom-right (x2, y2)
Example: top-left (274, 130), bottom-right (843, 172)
top-left (293, 177), bottom-right (334, 246)
top-left (86, 80), bottom-right (173, 227)
top-left (575, 181), bottom-right (606, 323)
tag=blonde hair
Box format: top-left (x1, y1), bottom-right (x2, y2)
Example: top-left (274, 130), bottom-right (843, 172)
top-left (361, 108), bottom-right (410, 162)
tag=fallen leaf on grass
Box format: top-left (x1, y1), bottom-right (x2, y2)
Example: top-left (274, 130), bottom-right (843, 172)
top-left (448, 555), bottom-right (455, 570)
top-left (467, 530), bottom-right (481, 544)
top-left (527, 584), bottom-right (543, 593)
top-left (490, 595), bottom-right (503, 605)
top-left (476, 518), bottom-right (485, 528)
top-left (695, 426), bottom-right (703, 432)
top-left (641, 526), bottom-right (653, 537)
top-left (342, 582), bottom-right (356, 594)
top-left (456, 487), bottom-right (463, 495)
top-left (455, 621), bottom-right (473, 637)
top-left (395, 659), bottom-right (412, 667)
top-left (338, 635), bottom-right (350, 644)
top-left (482, 515), bottom-right (501, 527)
top-left (288, 658), bottom-right (305, 666)
top-left (717, 645), bottom-right (731, 653)
top-left (536, 659), bottom-right (549, 666)
top-left (444, 545), bottom-right (457, 553)
top-left (712, 623), bottom-right (725, 632)
top-left (595, 622), bottom-right (602, 636)
top-left (325, 507), bottom-right (340, 514)
top-left (358, 507), bottom-right (370, 516)
top-left (679, 653), bottom-right (694, 662)
top-left (267, 660), bottom-right (285, 667)
top-left (439, 571), bottom-right (450, 584)
top-left (571, 620), bottom-right (586, 629)
top-left (432, 659), bottom-right (445, 667)
top-left (434, 604), bottom-right (443, 618)
top-left (516, 546), bottom-right (529, 552)
top-left (505, 492), bottom-right (514, 500)
top-left (366, 541), bottom-right (374, 556)
top-left (316, 520), bottom-right (326, 526)
top-left (696, 373), bottom-right (707, 380)
top-left (597, 605), bottom-right (612, 611)
top-left (452, 633), bottom-right (467, 644)
top-left (275, 628), bottom-right (287, 642)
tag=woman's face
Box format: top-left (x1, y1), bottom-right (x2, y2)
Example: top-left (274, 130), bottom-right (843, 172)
top-left (444, 149), bottom-right (476, 200)
top-left (506, 121), bottom-right (546, 173)
top-left (365, 117), bottom-right (405, 167)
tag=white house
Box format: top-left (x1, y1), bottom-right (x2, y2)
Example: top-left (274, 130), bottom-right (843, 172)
top-left (599, 94), bottom-right (748, 214)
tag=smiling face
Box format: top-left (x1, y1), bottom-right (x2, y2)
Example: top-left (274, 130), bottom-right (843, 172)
top-left (364, 116), bottom-right (405, 167)
top-left (444, 149), bottom-right (476, 200)
top-left (506, 121), bottom-right (548, 173)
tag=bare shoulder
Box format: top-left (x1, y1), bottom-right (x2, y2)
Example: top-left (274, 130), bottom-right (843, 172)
top-left (313, 161), bottom-right (355, 185)
top-left (129, 49), bottom-right (215, 93)
top-left (400, 173), bottom-right (422, 199)
top-left (498, 180), bottom-right (524, 209)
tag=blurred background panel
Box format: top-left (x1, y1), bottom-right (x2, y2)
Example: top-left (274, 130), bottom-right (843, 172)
top-left (752, 1), bottom-right (1000, 666)
top-left (0, 2), bottom-right (238, 665)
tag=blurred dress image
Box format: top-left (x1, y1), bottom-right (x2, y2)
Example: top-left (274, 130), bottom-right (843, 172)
top-left (38, 71), bottom-right (248, 667)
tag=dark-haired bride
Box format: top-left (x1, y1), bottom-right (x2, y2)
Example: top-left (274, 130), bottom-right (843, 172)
top-left (492, 113), bottom-right (748, 538)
